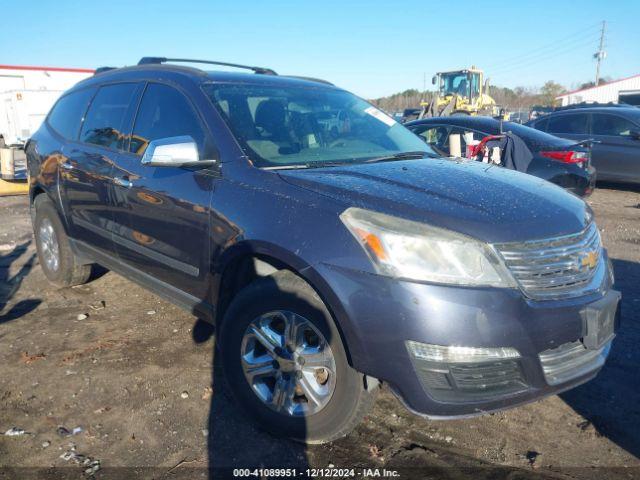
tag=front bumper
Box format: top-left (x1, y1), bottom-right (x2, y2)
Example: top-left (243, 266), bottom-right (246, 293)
top-left (314, 255), bottom-right (619, 418)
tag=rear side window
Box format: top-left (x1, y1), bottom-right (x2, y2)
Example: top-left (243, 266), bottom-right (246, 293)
top-left (47, 88), bottom-right (95, 140)
top-left (80, 83), bottom-right (139, 150)
top-left (129, 83), bottom-right (206, 156)
top-left (531, 117), bottom-right (549, 132)
top-left (591, 114), bottom-right (637, 137)
top-left (547, 114), bottom-right (588, 135)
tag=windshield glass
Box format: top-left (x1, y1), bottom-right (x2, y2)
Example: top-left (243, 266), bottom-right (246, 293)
top-left (469, 73), bottom-right (480, 98)
top-left (440, 73), bottom-right (470, 97)
top-left (203, 83), bottom-right (434, 168)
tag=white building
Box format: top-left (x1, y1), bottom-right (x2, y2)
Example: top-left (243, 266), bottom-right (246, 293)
top-left (0, 64), bottom-right (94, 144)
top-left (556, 74), bottom-right (640, 107)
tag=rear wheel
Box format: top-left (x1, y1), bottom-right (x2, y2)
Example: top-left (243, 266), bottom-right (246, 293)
top-left (220, 270), bottom-right (378, 443)
top-left (33, 195), bottom-right (91, 287)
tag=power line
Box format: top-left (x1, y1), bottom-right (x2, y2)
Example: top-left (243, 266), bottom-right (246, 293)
top-left (488, 33), bottom-right (600, 73)
top-left (484, 23), bottom-right (602, 70)
top-left (490, 38), bottom-right (597, 76)
top-left (488, 23), bottom-right (601, 67)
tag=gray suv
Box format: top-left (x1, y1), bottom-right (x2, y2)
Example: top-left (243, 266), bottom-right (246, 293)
top-left (528, 105), bottom-right (640, 184)
top-left (26, 58), bottom-right (621, 443)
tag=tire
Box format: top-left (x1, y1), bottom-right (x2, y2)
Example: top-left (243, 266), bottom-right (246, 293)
top-left (33, 195), bottom-right (91, 287)
top-left (219, 270), bottom-right (378, 444)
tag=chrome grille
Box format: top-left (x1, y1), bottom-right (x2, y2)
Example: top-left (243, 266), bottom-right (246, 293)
top-left (494, 223), bottom-right (603, 300)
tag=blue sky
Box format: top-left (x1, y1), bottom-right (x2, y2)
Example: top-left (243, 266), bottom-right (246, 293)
top-left (3, 0), bottom-right (639, 98)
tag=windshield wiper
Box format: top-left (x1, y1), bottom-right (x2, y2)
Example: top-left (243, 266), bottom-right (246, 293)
top-left (263, 164), bottom-right (311, 170)
top-left (263, 161), bottom-right (351, 171)
top-left (262, 152), bottom-right (436, 171)
top-left (362, 151), bottom-right (437, 163)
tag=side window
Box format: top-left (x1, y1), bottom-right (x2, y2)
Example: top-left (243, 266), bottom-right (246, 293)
top-left (412, 125), bottom-right (450, 156)
top-left (80, 83), bottom-right (139, 150)
top-left (533, 118), bottom-right (549, 132)
top-left (129, 83), bottom-right (207, 156)
top-left (547, 114), bottom-right (588, 134)
top-left (47, 88), bottom-right (96, 140)
top-left (412, 125), bottom-right (484, 157)
top-left (591, 114), bottom-right (637, 137)
top-left (450, 128), bottom-right (485, 157)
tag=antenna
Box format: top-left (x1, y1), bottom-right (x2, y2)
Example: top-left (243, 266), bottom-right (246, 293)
top-left (594, 21), bottom-right (607, 86)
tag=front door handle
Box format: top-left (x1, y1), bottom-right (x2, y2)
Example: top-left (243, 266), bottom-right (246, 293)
top-left (113, 176), bottom-right (133, 188)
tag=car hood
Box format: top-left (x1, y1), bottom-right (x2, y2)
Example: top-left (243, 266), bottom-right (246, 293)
top-left (278, 158), bottom-right (590, 243)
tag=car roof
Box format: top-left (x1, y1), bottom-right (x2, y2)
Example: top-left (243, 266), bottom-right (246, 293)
top-left (547, 106), bottom-right (639, 114)
top-left (72, 64), bottom-right (339, 92)
top-left (406, 116), bottom-right (502, 130)
top-left (533, 106), bottom-right (640, 123)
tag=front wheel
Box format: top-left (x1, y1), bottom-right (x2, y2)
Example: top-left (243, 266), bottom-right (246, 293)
top-left (220, 270), bottom-right (378, 444)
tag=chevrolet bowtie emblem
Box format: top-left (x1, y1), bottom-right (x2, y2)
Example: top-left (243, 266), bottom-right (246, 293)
top-left (580, 250), bottom-right (599, 270)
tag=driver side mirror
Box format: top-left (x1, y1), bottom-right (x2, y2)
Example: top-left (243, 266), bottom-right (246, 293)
top-left (431, 75), bottom-right (437, 85)
top-left (141, 136), bottom-right (218, 168)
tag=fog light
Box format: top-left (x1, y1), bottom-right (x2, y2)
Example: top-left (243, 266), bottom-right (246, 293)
top-left (406, 341), bottom-right (527, 402)
top-left (406, 341), bottom-right (520, 363)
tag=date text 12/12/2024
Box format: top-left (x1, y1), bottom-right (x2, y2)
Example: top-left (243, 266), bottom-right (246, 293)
top-left (232, 468), bottom-right (401, 478)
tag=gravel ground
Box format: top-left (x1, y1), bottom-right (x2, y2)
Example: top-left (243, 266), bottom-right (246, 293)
top-left (0, 185), bottom-right (638, 480)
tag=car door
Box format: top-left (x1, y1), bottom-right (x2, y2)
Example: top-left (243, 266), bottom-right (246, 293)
top-left (589, 113), bottom-right (640, 182)
top-left (60, 82), bottom-right (142, 256)
top-left (109, 81), bottom-right (216, 300)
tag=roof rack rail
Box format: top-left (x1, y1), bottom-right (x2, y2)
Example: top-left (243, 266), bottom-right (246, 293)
top-left (284, 75), bottom-right (334, 86)
top-left (137, 57), bottom-right (277, 75)
top-left (94, 66), bottom-right (117, 75)
top-left (554, 102), bottom-right (630, 111)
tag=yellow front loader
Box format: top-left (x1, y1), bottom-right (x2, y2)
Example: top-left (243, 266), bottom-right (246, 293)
top-left (421, 67), bottom-right (501, 117)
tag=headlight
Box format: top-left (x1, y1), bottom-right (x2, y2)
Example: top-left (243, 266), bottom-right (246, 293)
top-left (340, 207), bottom-right (515, 287)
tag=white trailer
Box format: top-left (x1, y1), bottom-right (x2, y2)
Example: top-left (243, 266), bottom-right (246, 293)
top-left (556, 74), bottom-right (640, 107)
top-left (0, 89), bottom-right (64, 145)
top-left (0, 65), bottom-right (94, 145)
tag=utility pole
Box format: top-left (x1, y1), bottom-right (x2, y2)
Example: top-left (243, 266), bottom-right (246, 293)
top-left (594, 21), bottom-right (606, 86)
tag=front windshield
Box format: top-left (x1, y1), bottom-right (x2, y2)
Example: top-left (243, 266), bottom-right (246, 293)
top-left (440, 73), bottom-right (470, 97)
top-left (203, 83), bottom-right (434, 168)
top-left (469, 73), bottom-right (480, 98)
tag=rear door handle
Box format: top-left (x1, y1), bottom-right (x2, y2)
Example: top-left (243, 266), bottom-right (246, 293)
top-left (113, 176), bottom-right (133, 188)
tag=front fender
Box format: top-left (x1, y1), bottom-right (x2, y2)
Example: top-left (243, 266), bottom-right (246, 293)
top-left (214, 239), bottom-right (368, 370)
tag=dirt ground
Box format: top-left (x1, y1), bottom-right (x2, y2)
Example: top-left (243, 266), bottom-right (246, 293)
top-left (1, 184), bottom-right (639, 480)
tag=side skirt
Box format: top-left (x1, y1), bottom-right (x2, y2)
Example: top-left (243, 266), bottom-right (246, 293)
top-left (69, 238), bottom-right (216, 323)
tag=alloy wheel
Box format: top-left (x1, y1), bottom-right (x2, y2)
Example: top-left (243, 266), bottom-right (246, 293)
top-left (39, 218), bottom-right (60, 272)
top-left (240, 310), bottom-right (336, 417)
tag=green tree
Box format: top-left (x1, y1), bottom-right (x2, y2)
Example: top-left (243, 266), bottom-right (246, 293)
top-left (539, 81), bottom-right (566, 106)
